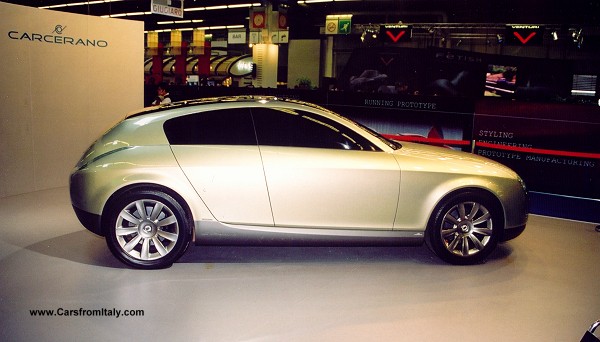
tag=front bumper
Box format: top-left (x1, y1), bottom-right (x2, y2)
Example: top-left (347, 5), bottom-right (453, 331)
top-left (502, 223), bottom-right (526, 241)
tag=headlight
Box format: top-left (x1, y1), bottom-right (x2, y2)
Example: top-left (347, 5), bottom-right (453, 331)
top-left (518, 176), bottom-right (527, 193)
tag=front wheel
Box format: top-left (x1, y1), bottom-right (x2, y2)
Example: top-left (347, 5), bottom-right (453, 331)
top-left (426, 191), bottom-right (502, 265)
top-left (104, 189), bottom-right (192, 269)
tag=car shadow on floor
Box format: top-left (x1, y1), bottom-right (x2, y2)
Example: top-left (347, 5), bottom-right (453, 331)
top-left (21, 230), bottom-right (514, 268)
top-left (22, 230), bottom-right (127, 268)
top-left (179, 241), bottom-right (514, 265)
top-left (178, 244), bottom-right (442, 265)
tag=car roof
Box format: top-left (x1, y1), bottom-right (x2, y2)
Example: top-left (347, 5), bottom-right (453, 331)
top-left (126, 95), bottom-right (328, 120)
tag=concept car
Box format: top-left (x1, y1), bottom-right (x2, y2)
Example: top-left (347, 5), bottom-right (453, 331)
top-left (70, 96), bottom-right (527, 268)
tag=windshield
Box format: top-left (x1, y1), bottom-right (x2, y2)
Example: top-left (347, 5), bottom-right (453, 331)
top-left (351, 119), bottom-right (401, 150)
top-left (316, 106), bottom-right (401, 150)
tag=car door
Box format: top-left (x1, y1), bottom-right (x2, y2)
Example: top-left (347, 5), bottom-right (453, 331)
top-left (164, 108), bottom-right (274, 226)
top-left (251, 107), bottom-right (400, 230)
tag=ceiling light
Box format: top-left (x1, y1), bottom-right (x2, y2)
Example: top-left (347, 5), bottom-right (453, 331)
top-left (360, 26), bottom-right (379, 45)
top-left (205, 5), bottom-right (228, 10)
top-left (228, 4), bottom-right (253, 8)
top-left (40, 0), bottom-right (124, 7)
top-left (571, 28), bottom-right (583, 48)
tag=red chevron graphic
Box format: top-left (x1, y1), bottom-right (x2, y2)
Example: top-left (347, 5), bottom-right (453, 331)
top-left (380, 57), bottom-right (394, 66)
top-left (513, 31), bottom-right (536, 44)
top-left (386, 30), bottom-right (406, 43)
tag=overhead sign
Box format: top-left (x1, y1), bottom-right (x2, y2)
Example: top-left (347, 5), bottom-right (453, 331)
top-left (380, 25), bottom-right (412, 43)
top-left (278, 12), bottom-right (288, 29)
top-left (228, 30), bottom-right (246, 44)
top-left (151, 0), bottom-right (184, 18)
top-left (271, 30), bottom-right (289, 44)
top-left (506, 25), bottom-right (544, 45)
top-left (249, 31), bottom-right (261, 44)
top-left (250, 9), bottom-right (266, 29)
top-left (325, 15), bottom-right (352, 35)
top-left (325, 18), bottom-right (338, 34)
top-left (337, 18), bottom-right (351, 34)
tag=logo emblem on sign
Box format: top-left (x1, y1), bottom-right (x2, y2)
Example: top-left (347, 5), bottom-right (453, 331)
top-left (513, 31), bottom-right (536, 44)
top-left (385, 30), bottom-right (405, 43)
top-left (52, 25), bottom-right (66, 34)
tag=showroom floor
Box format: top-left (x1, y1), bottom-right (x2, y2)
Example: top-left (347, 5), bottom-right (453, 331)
top-left (0, 187), bottom-right (599, 341)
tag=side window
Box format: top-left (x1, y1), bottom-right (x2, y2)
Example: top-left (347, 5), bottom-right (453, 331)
top-left (164, 108), bottom-right (256, 145)
top-left (251, 107), bottom-right (380, 151)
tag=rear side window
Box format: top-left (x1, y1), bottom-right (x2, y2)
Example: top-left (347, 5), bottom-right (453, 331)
top-left (164, 108), bottom-right (256, 145)
top-left (251, 107), bottom-right (380, 151)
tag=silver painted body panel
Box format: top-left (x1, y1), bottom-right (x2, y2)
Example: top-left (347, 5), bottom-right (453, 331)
top-left (170, 145), bottom-right (273, 225)
top-left (195, 221), bottom-right (424, 246)
top-left (258, 146), bottom-right (400, 229)
top-left (391, 142), bottom-right (528, 230)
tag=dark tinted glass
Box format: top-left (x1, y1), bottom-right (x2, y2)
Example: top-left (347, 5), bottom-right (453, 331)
top-left (164, 108), bottom-right (256, 145)
top-left (251, 108), bottom-right (380, 151)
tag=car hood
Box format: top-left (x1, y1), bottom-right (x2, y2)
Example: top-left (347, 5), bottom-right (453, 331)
top-left (392, 141), bottom-right (517, 178)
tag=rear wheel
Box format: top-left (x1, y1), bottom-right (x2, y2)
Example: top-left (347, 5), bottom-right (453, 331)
top-left (104, 189), bottom-right (192, 269)
top-left (426, 191), bottom-right (502, 265)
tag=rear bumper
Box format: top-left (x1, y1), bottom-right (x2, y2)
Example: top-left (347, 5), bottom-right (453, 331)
top-left (72, 205), bottom-right (103, 236)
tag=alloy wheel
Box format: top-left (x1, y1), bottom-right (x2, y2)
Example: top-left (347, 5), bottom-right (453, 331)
top-left (114, 199), bottom-right (180, 261)
top-left (440, 201), bottom-right (493, 257)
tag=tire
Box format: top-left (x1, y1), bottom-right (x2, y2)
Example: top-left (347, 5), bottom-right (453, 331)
top-left (104, 189), bottom-right (192, 269)
top-left (426, 191), bottom-right (502, 265)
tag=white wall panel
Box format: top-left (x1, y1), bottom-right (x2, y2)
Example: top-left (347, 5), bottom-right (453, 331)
top-left (288, 39), bottom-right (320, 89)
top-left (0, 2), bottom-right (144, 197)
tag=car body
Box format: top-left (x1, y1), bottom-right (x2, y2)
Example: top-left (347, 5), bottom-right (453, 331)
top-left (69, 96), bottom-right (527, 268)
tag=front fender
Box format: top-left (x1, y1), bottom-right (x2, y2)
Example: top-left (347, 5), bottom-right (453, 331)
top-left (393, 171), bottom-right (525, 231)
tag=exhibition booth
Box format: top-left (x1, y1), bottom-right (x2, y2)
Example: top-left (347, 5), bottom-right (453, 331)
top-left (1, 2), bottom-right (599, 341)
top-left (2, 2), bottom-right (599, 224)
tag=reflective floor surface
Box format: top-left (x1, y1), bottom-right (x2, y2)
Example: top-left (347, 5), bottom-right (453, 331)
top-left (1, 187), bottom-right (599, 341)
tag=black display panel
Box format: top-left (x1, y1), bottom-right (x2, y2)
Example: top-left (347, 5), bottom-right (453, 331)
top-left (505, 25), bottom-right (545, 46)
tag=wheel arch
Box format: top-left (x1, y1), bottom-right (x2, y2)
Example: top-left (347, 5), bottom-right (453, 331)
top-left (100, 182), bottom-right (195, 239)
top-left (427, 186), bottom-right (506, 239)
